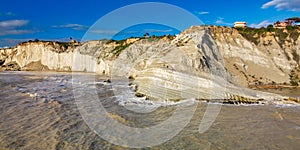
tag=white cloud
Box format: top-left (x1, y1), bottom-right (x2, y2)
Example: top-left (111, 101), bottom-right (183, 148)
top-left (216, 17), bottom-right (232, 26)
top-left (249, 20), bottom-right (273, 28)
top-left (144, 29), bottom-right (173, 33)
top-left (0, 20), bottom-right (29, 28)
top-left (195, 11), bottom-right (210, 15)
top-left (52, 23), bottom-right (87, 30)
top-left (262, 0), bottom-right (300, 11)
top-left (0, 30), bottom-right (35, 36)
top-left (90, 29), bottom-right (118, 35)
top-left (0, 20), bottom-right (36, 36)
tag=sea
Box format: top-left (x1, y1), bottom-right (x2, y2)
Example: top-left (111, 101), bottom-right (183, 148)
top-left (0, 71), bottom-right (299, 150)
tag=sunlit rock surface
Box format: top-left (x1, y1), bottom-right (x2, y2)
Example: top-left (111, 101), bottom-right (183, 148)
top-left (0, 26), bottom-right (299, 103)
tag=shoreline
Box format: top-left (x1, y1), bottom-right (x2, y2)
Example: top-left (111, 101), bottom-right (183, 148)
top-left (1, 71), bottom-right (299, 106)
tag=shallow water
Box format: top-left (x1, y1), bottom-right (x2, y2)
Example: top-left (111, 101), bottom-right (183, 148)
top-left (0, 72), bottom-right (299, 150)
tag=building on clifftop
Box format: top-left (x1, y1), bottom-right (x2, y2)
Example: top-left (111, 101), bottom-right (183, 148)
top-left (286, 17), bottom-right (300, 26)
top-left (274, 17), bottom-right (300, 28)
top-left (274, 20), bottom-right (293, 28)
top-left (234, 22), bottom-right (247, 28)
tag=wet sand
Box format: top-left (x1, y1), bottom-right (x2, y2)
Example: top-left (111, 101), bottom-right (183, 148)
top-left (0, 72), bottom-right (299, 149)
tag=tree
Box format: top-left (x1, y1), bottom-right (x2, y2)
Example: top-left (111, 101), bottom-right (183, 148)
top-left (70, 37), bottom-right (75, 43)
top-left (266, 24), bottom-right (275, 32)
top-left (286, 26), bottom-right (294, 31)
top-left (267, 24), bottom-right (273, 28)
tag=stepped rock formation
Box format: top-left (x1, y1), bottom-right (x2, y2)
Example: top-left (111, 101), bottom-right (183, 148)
top-left (0, 26), bottom-right (299, 104)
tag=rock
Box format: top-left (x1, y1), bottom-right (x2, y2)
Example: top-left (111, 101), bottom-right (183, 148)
top-left (104, 79), bottom-right (111, 83)
top-left (135, 92), bottom-right (145, 98)
top-left (0, 61), bottom-right (20, 71)
top-left (21, 61), bottom-right (49, 71)
top-left (40, 98), bottom-right (49, 103)
top-left (0, 26), bottom-right (299, 104)
top-left (208, 26), bottom-right (299, 86)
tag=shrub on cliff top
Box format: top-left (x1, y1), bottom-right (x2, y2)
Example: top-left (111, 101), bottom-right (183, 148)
top-left (286, 25), bottom-right (299, 31)
top-left (236, 26), bottom-right (299, 46)
top-left (236, 27), bottom-right (261, 44)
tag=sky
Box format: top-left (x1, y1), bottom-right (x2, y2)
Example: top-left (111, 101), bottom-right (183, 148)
top-left (1, 0), bottom-right (300, 47)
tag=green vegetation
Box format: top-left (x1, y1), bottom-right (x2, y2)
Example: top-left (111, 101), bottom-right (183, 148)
top-left (108, 34), bottom-right (175, 56)
top-left (106, 39), bottom-right (127, 45)
top-left (107, 39), bottom-right (134, 56)
top-left (19, 39), bottom-right (77, 49)
top-left (111, 43), bottom-right (132, 56)
top-left (286, 25), bottom-right (299, 31)
top-left (236, 27), bottom-right (262, 45)
top-left (146, 35), bottom-right (173, 42)
top-left (289, 70), bottom-right (300, 86)
top-left (236, 26), bottom-right (299, 46)
top-left (292, 50), bottom-right (300, 64)
top-left (275, 29), bottom-right (289, 48)
top-left (267, 24), bottom-right (274, 30)
top-left (290, 30), bottom-right (300, 42)
top-left (57, 42), bottom-right (72, 49)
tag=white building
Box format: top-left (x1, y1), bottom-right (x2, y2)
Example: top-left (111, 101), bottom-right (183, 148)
top-left (234, 22), bottom-right (247, 28)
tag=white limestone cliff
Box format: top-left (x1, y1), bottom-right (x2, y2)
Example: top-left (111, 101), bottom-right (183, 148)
top-left (0, 26), bottom-right (299, 104)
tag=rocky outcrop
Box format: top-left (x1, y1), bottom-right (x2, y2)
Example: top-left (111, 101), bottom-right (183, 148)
top-left (0, 26), bottom-right (299, 104)
top-left (110, 26), bottom-right (296, 104)
top-left (0, 41), bottom-right (111, 73)
top-left (209, 26), bottom-right (300, 86)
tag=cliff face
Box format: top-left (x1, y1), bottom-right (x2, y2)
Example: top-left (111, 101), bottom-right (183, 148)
top-left (0, 41), bottom-right (112, 73)
top-left (0, 26), bottom-right (299, 103)
top-left (1, 26), bottom-right (298, 87)
top-left (209, 26), bottom-right (300, 86)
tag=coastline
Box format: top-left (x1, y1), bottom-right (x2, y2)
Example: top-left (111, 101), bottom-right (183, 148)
top-left (1, 71), bottom-right (299, 106)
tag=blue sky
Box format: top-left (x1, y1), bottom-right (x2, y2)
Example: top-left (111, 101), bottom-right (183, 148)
top-left (1, 0), bottom-right (300, 47)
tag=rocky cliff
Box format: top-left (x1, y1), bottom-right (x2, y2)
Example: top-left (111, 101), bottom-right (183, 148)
top-left (0, 26), bottom-right (299, 104)
top-left (209, 26), bottom-right (300, 86)
top-left (0, 41), bottom-right (110, 73)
